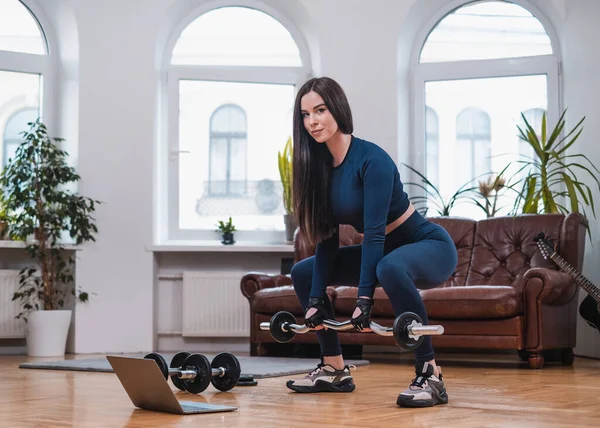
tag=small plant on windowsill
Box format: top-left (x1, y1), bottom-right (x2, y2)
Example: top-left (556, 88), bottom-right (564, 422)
top-left (216, 217), bottom-right (236, 245)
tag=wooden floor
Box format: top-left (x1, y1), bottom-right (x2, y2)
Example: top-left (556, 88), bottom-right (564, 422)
top-left (1, 352), bottom-right (600, 427)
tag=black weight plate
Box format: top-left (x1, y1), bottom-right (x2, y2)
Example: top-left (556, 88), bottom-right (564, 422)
top-left (170, 351), bottom-right (190, 391)
top-left (182, 353), bottom-right (212, 394)
top-left (393, 312), bottom-right (424, 351)
top-left (144, 352), bottom-right (168, 379)
top-left (237, 374), bottom-right (258, 387)
top-left (270, 311), bottom-right (297, 343)
top-left (211, 352), bottom-right (241, 392)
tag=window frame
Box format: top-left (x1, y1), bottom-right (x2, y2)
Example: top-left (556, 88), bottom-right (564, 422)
top-left (425, 106), bottom-right (439, 188)
top-left (0, 1), bottom-right (56, 141)
top-left (161, 2), bottom-right (311, 243)
top-left (410, 0), bottom-right (561, 191)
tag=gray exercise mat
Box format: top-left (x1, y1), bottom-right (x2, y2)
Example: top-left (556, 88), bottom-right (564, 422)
top-left (19, 353), bottom-right (369, 379)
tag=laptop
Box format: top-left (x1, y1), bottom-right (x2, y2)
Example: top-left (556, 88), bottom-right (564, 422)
top-left (106, 355), bottom-right (238, 415)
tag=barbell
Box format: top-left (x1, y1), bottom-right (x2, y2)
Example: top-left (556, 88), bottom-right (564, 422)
top-left (259, 311), bottom-right (444, 350)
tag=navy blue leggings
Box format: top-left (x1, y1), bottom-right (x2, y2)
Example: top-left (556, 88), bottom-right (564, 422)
top-left (290, 211), bottom-right (458, 363)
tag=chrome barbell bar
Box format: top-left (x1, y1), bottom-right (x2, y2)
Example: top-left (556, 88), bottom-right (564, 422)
top-left (168, 367), bottom-right (225, 380)
top-left (259, 318), bottom-right (443, 339)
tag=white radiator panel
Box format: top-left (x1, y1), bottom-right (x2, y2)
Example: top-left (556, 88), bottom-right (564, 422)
top-left (182, 271), bottom-right (249, 337)
top-left (0, 270), bottom-right (26, 338)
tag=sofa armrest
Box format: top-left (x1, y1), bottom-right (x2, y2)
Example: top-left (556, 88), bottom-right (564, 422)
top-left (240, 272), bottom-right (292, 300)
top-left (523, 267), bottom-right (577, 305)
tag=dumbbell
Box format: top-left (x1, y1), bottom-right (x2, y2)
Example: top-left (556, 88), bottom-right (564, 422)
top-left (259, 311), bottom-right (444, 351)
top-left (144, 351), bottom-right (241, 394)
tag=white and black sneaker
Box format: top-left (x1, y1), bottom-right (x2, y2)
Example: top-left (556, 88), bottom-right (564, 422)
top-left (396, 361), bottom-right (448, 408)
top-left (286, 363), bottom-right (356, 393)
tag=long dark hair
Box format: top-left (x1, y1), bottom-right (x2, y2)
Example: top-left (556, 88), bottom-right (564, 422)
top-left (292, 77), bottom-right (353, 247)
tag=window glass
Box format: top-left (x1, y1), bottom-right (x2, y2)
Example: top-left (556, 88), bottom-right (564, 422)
top-left (420, 1), bottom-right (552, 63)
top-left (0, 0), bottom-right (47, 54)
top-left (171, 7), bottom-right (301, 66)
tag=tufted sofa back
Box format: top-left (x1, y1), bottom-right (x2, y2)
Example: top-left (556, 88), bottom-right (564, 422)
top-left (293, 213), bottom-right (588, 290)
top-left (464, 213), bottom-right (586, 290)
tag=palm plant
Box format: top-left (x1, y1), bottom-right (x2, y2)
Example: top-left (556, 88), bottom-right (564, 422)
top-left (402, 163), bottom-right (476, 216)
top-left (511, 109), bottom-right (599, 222)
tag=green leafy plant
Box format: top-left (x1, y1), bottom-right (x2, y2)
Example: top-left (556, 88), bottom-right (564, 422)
top-left (0, 119), bottom-right (100, 320)
top-left (512, 109), bottom-right (600, 220)
top-left (402, 163), bottom-right (476, 216)
top-left (278, 136), bottom-right (293, 215)
top-left (0, 193), bottom-right (11, 239)
top-left (216, 217), bottom-right (236, 234)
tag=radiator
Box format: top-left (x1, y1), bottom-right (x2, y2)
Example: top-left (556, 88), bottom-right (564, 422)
top-left (182, 271), bottom-right (249, 337)
top-left (0, 269), bottom-right (26, 339)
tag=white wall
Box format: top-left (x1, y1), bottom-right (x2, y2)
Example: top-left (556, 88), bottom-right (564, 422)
top-left (13, 0), bottom-right (597, 357)
top-left (562, 0), bottom-right (600, 359)
top-left (35, 0), bottom-right (168, 353)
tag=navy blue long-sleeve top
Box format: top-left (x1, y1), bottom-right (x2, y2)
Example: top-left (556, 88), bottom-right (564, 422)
top-left (309, 135), bottom-right (410, 299)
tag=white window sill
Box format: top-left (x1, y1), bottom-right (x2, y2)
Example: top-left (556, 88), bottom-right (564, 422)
top-left (147, 240), bottom-right (295, 253)
top-left (0, 240), bottom-right (79, 250)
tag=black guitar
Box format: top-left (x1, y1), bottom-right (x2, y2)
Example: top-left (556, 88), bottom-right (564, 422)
top-left (534, 232), bottom-right (600, 332)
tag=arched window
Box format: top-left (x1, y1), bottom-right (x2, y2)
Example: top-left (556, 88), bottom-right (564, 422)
top-left (3, 107), bottom-right (37, 168)
top-left (420, 2), bottom-right (553, 63)
top-left (413, 0), bottom-right (558, 218)
top-left (0, 0), bottom-right (51, 170)
top-left (165, 5), bottom-right (308, 241)
top-left (208, 104), bottom-right (247, 196)
top-left (425, 106), bottom-right (439, 189)
top-left (456, 107), bottom-right (491, 187)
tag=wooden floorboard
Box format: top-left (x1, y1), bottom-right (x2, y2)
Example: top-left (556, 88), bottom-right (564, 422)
top-left (1, 352), bottom-right (599, 427)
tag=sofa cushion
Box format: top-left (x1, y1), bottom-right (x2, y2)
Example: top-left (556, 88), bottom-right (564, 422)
top-left (420, 286), bottom-right (523, 319)
top-left (251, 285), bottom-right (336, 316)
top-left (332, 285), bottom-right (522, 320)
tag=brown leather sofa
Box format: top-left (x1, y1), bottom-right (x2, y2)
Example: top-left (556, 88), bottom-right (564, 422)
top-left (240, 213), bottom-right (587, 369)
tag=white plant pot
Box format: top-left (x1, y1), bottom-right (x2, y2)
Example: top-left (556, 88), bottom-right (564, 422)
top-left (26, 310), bottom-right (72, 357)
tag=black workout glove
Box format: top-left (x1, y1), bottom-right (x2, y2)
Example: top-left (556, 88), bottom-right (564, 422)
top-left (351, 298), bottom-right (373, 331)
top-left (305, 297), bottom-right (328, 328)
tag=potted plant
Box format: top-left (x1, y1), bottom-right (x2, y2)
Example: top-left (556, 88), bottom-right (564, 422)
top-left (0, 119), bottom-right (100, 357)
top-left (402, 163), bottom-right (477, 216)
top-left (510, 109), bottom-right (599, 233)
top-left (216, 217), bottom-right (236, 245)
top-left (278, 136), bottom-right (296, 241)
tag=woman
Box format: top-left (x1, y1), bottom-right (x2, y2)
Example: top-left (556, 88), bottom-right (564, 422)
top-left (286, 76), bottom-right (458, 408)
